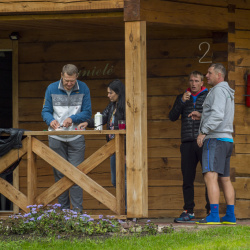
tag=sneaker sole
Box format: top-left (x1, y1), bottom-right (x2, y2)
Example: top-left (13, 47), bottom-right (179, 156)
top-left (174, 219), bottom-right (196, 223)
top-left (221, 222), bottom-right (236, 225)
top-left (196, 222), bottom-right (221, 225)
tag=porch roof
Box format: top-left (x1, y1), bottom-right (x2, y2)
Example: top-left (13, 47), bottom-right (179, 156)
top-left (0, 0), bottom-right (230, 31)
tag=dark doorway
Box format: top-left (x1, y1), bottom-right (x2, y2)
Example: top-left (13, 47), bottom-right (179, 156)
top-left (0, 51), bottom-right (12, 128)
top-left (0, 50), bottom-right (13, 211)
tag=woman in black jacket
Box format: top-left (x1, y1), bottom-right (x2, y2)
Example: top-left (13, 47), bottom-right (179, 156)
top-left (77, 79), bottom-right (126, 189)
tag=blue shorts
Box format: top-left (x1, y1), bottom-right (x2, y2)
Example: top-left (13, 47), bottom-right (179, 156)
top-left (202, 139), bottom-right (233, 177)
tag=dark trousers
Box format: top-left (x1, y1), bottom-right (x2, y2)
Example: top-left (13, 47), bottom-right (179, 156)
top-left (180, 141), bottom-right (210, 214)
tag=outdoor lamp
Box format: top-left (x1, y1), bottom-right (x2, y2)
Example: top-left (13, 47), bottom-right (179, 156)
top-left (9, 32), bottom-right (21, 40)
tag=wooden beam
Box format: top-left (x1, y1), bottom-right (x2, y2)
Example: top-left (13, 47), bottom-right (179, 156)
top-left (0, 137), bottom-right (27, 174)
top-left (124, 0), bottom-right (140, 21)
top-left (33, 138), bottom-right (118, 213)
top-left (115, 134), bottom-right (125, 214)
top-left (125, 21), bottom-right (148, 218)
top-left (0, 178), bottom-right (29, 213)
top-left (0, 12), bottom-right (123, 21)
top-left (12, 39), bottom-right (19, 213)
top-left (138, 0), bottom-right (228, 30)
top-left (23, 130), bottom-right (126, 136)
top-left (36, 139), bottom-right (116, 205)
top-left (124, 0), bottom-right (228, 30)
top-left (0, 1), bottom-right (124, 14)
top-left (12, 40), bottom-right (19, 129)
top-left (27, 136), bottom-right (37, 206)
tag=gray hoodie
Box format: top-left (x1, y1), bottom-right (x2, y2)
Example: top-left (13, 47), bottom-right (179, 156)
top-left (199, 81), bottom-right (235, 139)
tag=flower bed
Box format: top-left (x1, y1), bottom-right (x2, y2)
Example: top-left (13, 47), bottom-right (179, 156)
top-left (0, 204), bottom-right (174, 239)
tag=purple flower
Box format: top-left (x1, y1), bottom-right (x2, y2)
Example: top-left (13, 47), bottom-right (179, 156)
top-left (24, 213), bottom-right (31, 218)
top-left (53, 203), bottom-right (61, 208)
top-left (64, 216), bottom-right (70, 221)
top-left (81, 214), bottom-right (90, 218)
top-left (80, 215), bottom-right (90, 221)
top-left (99, 215), bottom-right (103, 219)
top-left (47, 209), bottom-right (55, 213)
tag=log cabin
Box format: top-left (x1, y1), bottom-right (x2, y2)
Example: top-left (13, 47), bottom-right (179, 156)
top-left (0, 0), bottom-right (250, 219)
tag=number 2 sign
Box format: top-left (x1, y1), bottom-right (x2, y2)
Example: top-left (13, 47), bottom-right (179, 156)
top-left (199, 42), bottom-right (212, 64)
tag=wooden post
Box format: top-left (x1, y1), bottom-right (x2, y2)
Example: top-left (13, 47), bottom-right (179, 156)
top-left (125, 21), bottom-right (148, 218)
top-left (12, 40), bottom-right (19, 213)
top-left (27, 136), bottom-right (37, 206)
top-left (12, 40), bottom-right (18, 129)
top-left (115, 134), bottom-right (125, 214)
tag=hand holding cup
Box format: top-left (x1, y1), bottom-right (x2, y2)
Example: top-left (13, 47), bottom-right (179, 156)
top-left (182, 91), bottom-right (191, 102)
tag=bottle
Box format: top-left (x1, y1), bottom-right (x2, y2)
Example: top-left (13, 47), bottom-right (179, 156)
top-left (94, 112), bottom-right (103, 130)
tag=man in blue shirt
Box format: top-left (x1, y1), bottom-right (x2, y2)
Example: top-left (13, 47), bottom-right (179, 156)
top-left (42, 64), bottom-right (92, 212)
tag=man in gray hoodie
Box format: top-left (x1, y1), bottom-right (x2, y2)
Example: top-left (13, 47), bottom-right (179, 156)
top-left (189, 63), bottom-right (236, 224)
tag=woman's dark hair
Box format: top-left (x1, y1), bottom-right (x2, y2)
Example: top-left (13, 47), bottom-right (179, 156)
top-left (108, 79), bottom-right (125, 119)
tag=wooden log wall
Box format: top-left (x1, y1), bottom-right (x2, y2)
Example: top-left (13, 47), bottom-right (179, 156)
top-left (228, 1), bottom-right (250, 219)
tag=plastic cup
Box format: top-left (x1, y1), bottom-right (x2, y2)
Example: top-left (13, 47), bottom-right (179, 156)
top-left (118, 120), bottom-right (126, 130)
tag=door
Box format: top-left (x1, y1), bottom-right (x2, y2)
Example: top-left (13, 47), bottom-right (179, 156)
top-left (0, 39), bottom-right (19, 213)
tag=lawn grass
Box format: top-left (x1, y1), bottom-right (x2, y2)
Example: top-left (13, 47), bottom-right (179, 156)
top-left (0, 225), bottom-right (249, 249)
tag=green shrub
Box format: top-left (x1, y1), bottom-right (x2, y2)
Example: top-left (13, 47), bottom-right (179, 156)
top-left (0, 204), bottom-right (121, 237)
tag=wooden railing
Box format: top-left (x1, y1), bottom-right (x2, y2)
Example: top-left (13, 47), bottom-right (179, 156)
top-left (0, 130), bottom-right (126, 215)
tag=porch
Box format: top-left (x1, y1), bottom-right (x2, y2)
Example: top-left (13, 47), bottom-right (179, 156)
top-left (0, 0), bottom-right (250, 219)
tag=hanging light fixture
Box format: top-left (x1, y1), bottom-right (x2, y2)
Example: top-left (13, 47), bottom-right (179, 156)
top-left (9, 32), bottom-right (21, 40)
